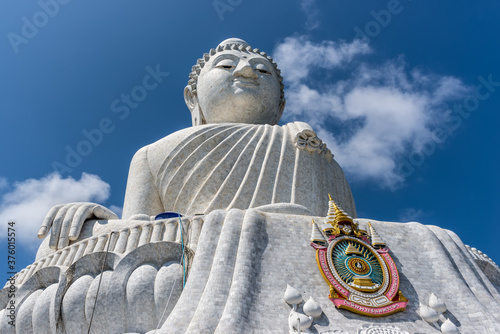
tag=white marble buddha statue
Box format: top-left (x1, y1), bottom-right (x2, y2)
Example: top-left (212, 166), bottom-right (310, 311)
top-left (37, 37), bottom-right (356, 253)
top-left (4, 38), bottom-right (499, 334)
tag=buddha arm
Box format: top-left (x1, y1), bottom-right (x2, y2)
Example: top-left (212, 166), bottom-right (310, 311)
top-left (122, 146), bottom-right (164, 219)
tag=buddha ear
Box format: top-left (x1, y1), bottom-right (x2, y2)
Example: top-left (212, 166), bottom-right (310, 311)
top-left (184, 85), bottom-right (206, 126)
top-left (184, 85), bottom-right (197, 112)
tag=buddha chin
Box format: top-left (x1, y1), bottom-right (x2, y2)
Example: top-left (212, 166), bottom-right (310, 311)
top-left (205, 91), bottom-right (280, 125)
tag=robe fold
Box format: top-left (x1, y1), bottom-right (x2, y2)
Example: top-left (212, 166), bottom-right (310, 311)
top-left (122, 122), bottom-right (357, 219)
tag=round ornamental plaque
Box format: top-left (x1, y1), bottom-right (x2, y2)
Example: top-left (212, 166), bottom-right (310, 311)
top-left (327, 236), bottom-right (389, 298)
top-left (310, 197), bottom-right (408, 317)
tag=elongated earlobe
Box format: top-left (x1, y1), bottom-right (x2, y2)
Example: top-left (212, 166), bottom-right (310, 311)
top-left (184, 85), bottom-right (205, 126)
top-left (184, 85), bottom-right (196, 112)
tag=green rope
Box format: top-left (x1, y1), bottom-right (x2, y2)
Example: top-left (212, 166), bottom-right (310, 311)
top-left (153, 213), bottom-right (187, 332)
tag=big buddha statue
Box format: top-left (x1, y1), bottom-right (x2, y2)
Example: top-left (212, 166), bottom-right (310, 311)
top-left (1, 38), bottom-right (499, 334)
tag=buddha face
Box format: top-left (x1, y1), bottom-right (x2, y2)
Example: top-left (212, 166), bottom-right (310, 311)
top-left (186, 49), bottom-right (284, 125)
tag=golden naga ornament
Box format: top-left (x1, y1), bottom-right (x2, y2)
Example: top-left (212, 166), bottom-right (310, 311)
top-left (310, 195), bottom-right (408, 317)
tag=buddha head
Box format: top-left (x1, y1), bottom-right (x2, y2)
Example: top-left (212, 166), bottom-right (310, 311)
top-left (184, 38), bottom-right (286, 126)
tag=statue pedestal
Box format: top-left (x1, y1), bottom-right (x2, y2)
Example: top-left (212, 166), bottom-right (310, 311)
top-left (3, 206), bottom-right (499, 333)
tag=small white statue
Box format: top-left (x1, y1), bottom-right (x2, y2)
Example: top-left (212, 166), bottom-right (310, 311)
top-left (284, 285), bottom-right (322, 334)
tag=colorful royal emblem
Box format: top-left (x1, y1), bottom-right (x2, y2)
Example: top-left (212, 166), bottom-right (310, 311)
top-left (310, 195), bottom-right (408, 317)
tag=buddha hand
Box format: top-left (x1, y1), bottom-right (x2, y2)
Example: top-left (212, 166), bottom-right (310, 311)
top-left (37, 202), bottom-right (118, 250)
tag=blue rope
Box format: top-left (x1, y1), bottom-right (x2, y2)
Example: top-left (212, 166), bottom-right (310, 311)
top-left (178, 212), bottom-right (186, 288)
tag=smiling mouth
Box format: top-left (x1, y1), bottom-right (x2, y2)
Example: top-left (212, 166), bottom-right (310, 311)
top-left (233, 78), bottom-right (259, 87)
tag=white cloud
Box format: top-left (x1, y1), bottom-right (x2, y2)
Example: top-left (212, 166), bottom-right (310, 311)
top-left (274, 36), bottom-right (470, 188)
top-left (300, 0), bottom-right (320, 30)
top-left (0, 173), bottom-right (112, 250)
top-left (275, 36), bottom-right (370, 84)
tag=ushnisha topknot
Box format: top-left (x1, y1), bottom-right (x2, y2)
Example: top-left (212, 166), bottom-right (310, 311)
top-left (187, 38), bottom-right (285, 104)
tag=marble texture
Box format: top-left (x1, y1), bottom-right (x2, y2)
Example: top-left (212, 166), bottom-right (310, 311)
top-left (4, 208), bottom-right (500, 333)
top-left (2, 37), bottom-right (499, 333)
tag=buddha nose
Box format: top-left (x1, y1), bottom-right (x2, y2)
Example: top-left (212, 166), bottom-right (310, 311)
top-left (233, 60), bottom-right (258, 79)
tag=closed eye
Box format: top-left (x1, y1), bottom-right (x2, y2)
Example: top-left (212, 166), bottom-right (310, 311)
top-left (215, 58), bottom-right (236, 70)
top-left (218, 65), bottom-right (234, 70)
top-left (255, 64), bottom-right (271, 75)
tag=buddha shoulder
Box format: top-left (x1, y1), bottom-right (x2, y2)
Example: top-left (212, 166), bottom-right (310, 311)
top-left (130, 121), bottom-right (335, 171)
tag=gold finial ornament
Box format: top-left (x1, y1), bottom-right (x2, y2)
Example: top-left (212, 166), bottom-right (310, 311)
top-left (332, 201), bottom-right (353, 225)
top-left (310, 219), bottom-right (328, 245)
top-left (326, 194), bottom-right (337, 222)
top-left (368, 222), bottom-right (386, 248)
top-left (328, 196), bottom-right (364, 237)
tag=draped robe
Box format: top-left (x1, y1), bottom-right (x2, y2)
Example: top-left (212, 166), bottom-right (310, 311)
top-left (122, 122), bottom-right (357, 219)
top-left (3, 122), bottom-right (500, 334)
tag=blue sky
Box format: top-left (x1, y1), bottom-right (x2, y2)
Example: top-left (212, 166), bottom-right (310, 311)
top-left (1, 0), bottom-right (499, 280)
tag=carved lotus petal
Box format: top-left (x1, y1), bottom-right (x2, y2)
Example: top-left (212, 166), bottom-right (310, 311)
top-left (429, 293), bottom-right (447, 313)
top-left (284, 284), bottom-right (302, 305)
top-left (303, 297), bottom-right (322, 318)
top-left (441, 319), bottom-right (460, 334)
top-left (418, 303), bottom-right (440, 323)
